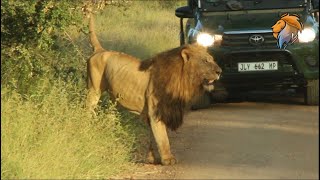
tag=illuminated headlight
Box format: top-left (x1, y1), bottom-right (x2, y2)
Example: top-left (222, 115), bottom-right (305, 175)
top-left (197, 33), bottom-right (214, 47)
top-left (298, 28), bottom-right (316, 43)
top-left (196, 33), bottom-right (223, 47)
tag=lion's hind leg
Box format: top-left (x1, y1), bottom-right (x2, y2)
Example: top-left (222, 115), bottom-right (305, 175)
top-left (86, 88), bottom-right (101, 116)
top-left (86, 59), bottom-right (106, 115)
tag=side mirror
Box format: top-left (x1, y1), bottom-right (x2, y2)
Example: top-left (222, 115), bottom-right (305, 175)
top-left (175, 6), bottom-right (194, 18)
top-left (175, 6), bottom-right (194, 46)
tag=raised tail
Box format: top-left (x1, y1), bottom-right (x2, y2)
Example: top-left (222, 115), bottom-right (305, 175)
top-left (89, 13), bottom-right (104, 53)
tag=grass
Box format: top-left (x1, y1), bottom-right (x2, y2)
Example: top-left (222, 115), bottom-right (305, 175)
top-left (1, 1), bottom-right (186, 179)
top-left (75, 1), bottom-right (185, 59)
top-left (1, 80), bottom-right (147, 179)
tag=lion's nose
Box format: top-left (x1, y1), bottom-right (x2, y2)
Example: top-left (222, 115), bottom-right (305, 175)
top-left (215, 66), bottom-right (222, 80)
top-left (215, 66), bottom-right (222, 75)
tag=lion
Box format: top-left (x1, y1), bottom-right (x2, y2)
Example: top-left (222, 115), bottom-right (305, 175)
top-left (86, 14), bottom-right (222, 165)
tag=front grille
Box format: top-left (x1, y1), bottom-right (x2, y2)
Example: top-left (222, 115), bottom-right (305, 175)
top-left (221, 52), bottom-right (295, 73)
top-left (222, 32), bottom-right (277, 48)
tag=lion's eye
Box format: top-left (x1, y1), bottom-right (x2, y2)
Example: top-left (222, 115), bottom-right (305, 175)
top-left (205, 58), bottom-right (213, 63)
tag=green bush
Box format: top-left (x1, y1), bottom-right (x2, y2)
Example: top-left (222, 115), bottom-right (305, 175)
top-left (1, 0), bottom-right (84, 94)
top-left (1, 0), bottom-right (81, 48)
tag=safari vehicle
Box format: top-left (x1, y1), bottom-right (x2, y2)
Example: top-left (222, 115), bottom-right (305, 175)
top-left (175, 0), bottom-right (319, 106)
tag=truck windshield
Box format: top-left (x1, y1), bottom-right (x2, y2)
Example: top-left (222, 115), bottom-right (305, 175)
top-left (202, 0), bottom-right (306, 11)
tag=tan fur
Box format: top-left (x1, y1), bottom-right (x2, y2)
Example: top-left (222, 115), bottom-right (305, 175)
top-left (86, 14), bottom-right (221, 165)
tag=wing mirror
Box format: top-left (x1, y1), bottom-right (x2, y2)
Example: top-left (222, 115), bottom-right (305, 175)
top-left (175, 6), bottom-right (194, 46)
top-left (175, 6), bottom-right (194, 18)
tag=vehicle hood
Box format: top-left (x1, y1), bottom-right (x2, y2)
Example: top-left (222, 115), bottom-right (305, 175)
top-left (199, 9), bottom-right (308, 34)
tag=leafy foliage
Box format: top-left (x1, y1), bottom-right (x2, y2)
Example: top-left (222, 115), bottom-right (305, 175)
top-left (1, 0), bottom-right (84, 94)
top-left (1, 0), bottom-right (81, 47)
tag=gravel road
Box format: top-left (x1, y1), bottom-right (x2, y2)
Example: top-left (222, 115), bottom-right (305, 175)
top-left (129, 94), bottom-right (319, 179)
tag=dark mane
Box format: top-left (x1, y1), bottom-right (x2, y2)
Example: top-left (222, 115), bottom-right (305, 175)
top-left (140, 44), bottom-right (206, 130)
top-left (139, 46), bottom-right (183, 71)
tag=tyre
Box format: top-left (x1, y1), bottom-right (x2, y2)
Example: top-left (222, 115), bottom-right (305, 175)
top-left (210, 90), bottom-right (228, 103)
top-left (191, 92), bottom-right (211, 110)
top-left (304, 79), bottom-right (319, 105)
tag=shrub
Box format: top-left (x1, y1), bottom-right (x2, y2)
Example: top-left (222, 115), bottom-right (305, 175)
top-left (1, 0), bottom-right (84, 94)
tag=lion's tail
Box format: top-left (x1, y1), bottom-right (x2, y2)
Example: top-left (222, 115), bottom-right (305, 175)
top-left (89, 13), bottom-right (104, 53)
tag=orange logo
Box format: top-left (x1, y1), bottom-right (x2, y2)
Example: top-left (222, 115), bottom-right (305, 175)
top-left (271, 13), bottom-right (303, 49)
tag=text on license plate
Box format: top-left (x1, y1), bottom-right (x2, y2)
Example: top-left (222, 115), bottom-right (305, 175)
top-left (238, 61), bottom-right (278, 72)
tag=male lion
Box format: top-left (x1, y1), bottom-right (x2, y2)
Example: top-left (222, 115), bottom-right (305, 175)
top-left (86, 14), bottom-right (222, 165)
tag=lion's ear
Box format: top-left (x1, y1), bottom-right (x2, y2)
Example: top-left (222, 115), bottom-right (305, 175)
top-left (181, 48), bottom-right (190, 62)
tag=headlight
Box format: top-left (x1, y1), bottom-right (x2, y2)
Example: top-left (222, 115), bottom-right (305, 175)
top-left (196, 33), bottom-right (222, 47)
top-left (298, 28), bottom-right (316, 43)
top-left (197, 33), bottom-right (214, 47)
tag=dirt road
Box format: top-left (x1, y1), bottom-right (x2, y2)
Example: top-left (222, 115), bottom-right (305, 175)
top-left (130, 94), bottom-right (319, 179)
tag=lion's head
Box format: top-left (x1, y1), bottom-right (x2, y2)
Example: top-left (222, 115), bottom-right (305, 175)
top-left (140, 44), bottom-right (221, 130)
top-left (185, 45), bottom-right (222, 92)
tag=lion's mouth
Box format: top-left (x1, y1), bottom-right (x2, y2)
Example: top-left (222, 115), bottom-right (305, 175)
top-left (203, 79), bottom-right (215, 85)
top-left (202, 79), bottom-right (215, 92)
top-left (203, 74), bottom-right (220, 92)
top-left (204, 76), bottom-right (220, 85)
top-left (208, 79), bottom-right (215, 84)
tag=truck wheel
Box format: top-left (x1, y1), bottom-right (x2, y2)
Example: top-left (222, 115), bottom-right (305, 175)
top-left (304, 79), bottom-right (319, 105)
top-left (191, 92), bottom-right (211, 110)
top-left (210, 90), bottom-right (228, 103)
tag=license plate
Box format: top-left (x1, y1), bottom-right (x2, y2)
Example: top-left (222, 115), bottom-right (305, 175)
top-left (238, 61), bottom-right (278, 72)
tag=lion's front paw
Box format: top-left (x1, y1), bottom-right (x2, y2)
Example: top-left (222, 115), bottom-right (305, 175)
top-left (161, 156), bottom-right (177, 165)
